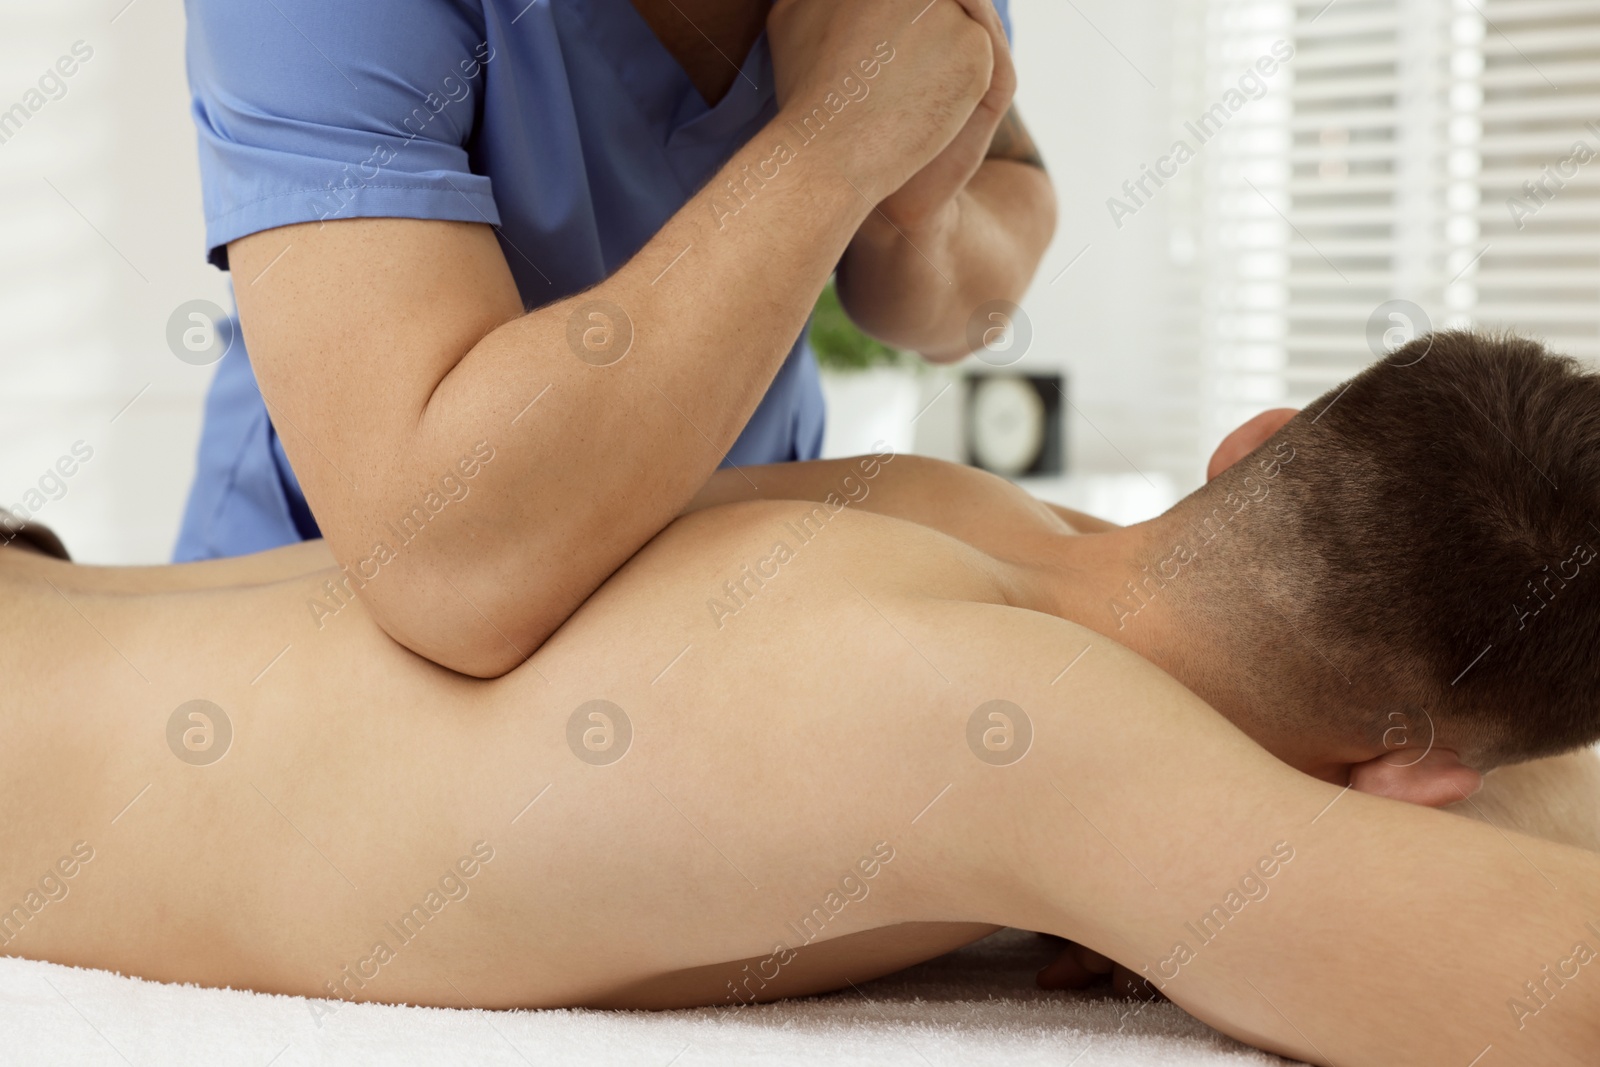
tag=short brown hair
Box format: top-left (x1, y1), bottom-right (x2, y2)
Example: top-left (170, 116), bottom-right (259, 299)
top-left (1208, 330), bottom-right (1600, 765)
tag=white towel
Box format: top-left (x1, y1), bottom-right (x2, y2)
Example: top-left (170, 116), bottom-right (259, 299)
top-left (1, 930), bottom-right (1300, 1065)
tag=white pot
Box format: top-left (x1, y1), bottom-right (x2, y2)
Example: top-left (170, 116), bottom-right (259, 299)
top-left (818, 367), bottom-right (921, 459)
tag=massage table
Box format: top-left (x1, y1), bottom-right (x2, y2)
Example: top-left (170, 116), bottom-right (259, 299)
top-left (0, 928), bottom-right (1300, 1064)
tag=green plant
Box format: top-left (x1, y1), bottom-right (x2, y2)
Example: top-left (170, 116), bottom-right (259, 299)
top-left (808, 279), bottom-right (909, 372)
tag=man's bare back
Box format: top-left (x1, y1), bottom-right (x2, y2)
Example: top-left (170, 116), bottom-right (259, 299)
top-left (0, 456), bottom-right (1061, 1005)
top-left (2, 451), bottom-right (1599, 1065)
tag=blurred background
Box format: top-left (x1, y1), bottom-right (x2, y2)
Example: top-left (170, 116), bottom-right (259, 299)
top-left (2, 0), bottom-right (1598, 562)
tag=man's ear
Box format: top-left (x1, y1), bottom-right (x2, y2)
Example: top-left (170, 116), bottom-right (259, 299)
top-left (1347, 747), bottom-right (1484, 808)
top-left (1207, 408), bottom-right (1299, 482)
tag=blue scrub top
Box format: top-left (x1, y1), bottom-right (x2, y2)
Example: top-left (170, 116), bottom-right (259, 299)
top-left (175, 0), bottom-right (1012, 560)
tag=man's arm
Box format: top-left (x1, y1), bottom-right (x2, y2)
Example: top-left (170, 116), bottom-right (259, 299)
top-left (948, 607), bottom-right (1600, 1065)
top-left (228, 0), bottom-right (995, 677)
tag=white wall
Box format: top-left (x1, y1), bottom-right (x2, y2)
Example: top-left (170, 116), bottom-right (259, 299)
top-left (0, 0), bottom-right (1186, 563)
top-left (0, 0), bottom-right (226, 564)
top-left (1009, 0), bottom-right (1182, 479)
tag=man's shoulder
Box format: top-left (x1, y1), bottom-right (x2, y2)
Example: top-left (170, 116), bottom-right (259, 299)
top-left (892, 597), bottom-right (1194, 708)
top-left (661, 495), bottom-right (1007, 592)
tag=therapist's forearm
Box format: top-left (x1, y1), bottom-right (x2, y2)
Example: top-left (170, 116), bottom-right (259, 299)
top-left (835, 159), bottom-right (1055, 362)
top-left (403, 132), bottom-right (884, 673)
top-left (238, 126), bottom-right (886, 678)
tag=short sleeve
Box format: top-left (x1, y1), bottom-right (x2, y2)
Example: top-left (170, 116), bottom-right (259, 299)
top-left (185, 0), bottom-right (500, 270)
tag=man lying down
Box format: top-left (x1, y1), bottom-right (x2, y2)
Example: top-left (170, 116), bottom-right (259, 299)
top-left (2, 330), bottom-right (1598, 1065)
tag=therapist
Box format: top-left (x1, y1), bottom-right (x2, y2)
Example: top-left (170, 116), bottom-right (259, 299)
top-left (177, 0), bottom-right (1056, 676)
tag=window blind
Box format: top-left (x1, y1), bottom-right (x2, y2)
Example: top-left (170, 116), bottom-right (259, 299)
top-left (1472, 0), bottom-right (1600, 360)
top-left (1175, 0), bottom-right (1600, 463)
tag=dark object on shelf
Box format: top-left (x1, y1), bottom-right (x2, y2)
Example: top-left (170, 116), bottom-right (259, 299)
top-left (964, 372), bottom-right (1065, 478)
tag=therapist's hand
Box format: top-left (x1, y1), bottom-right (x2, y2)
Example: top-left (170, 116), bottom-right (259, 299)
top-left (875, 0), bottom-right (1016, 234)
top-left (827, 0), bottom-right (1055, 364)
top-left (768, 0), bottom-right (994, 202)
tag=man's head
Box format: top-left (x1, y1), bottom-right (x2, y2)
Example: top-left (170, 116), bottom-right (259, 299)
top-left (1149, 330), bottom-right (1600, 805)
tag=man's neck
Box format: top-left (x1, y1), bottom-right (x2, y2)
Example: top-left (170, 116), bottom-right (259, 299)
top-left (1029, 518), bottom-right (1230, 716)
top-left (1028, 518), bottom-right (1360, 783)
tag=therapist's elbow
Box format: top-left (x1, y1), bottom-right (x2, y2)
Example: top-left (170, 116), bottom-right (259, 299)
top-left (356, 554), bottom-right (576, 679)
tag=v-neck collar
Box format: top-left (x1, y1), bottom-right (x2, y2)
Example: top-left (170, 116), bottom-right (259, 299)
top-left (569, 0), bottom-right (775, 145)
